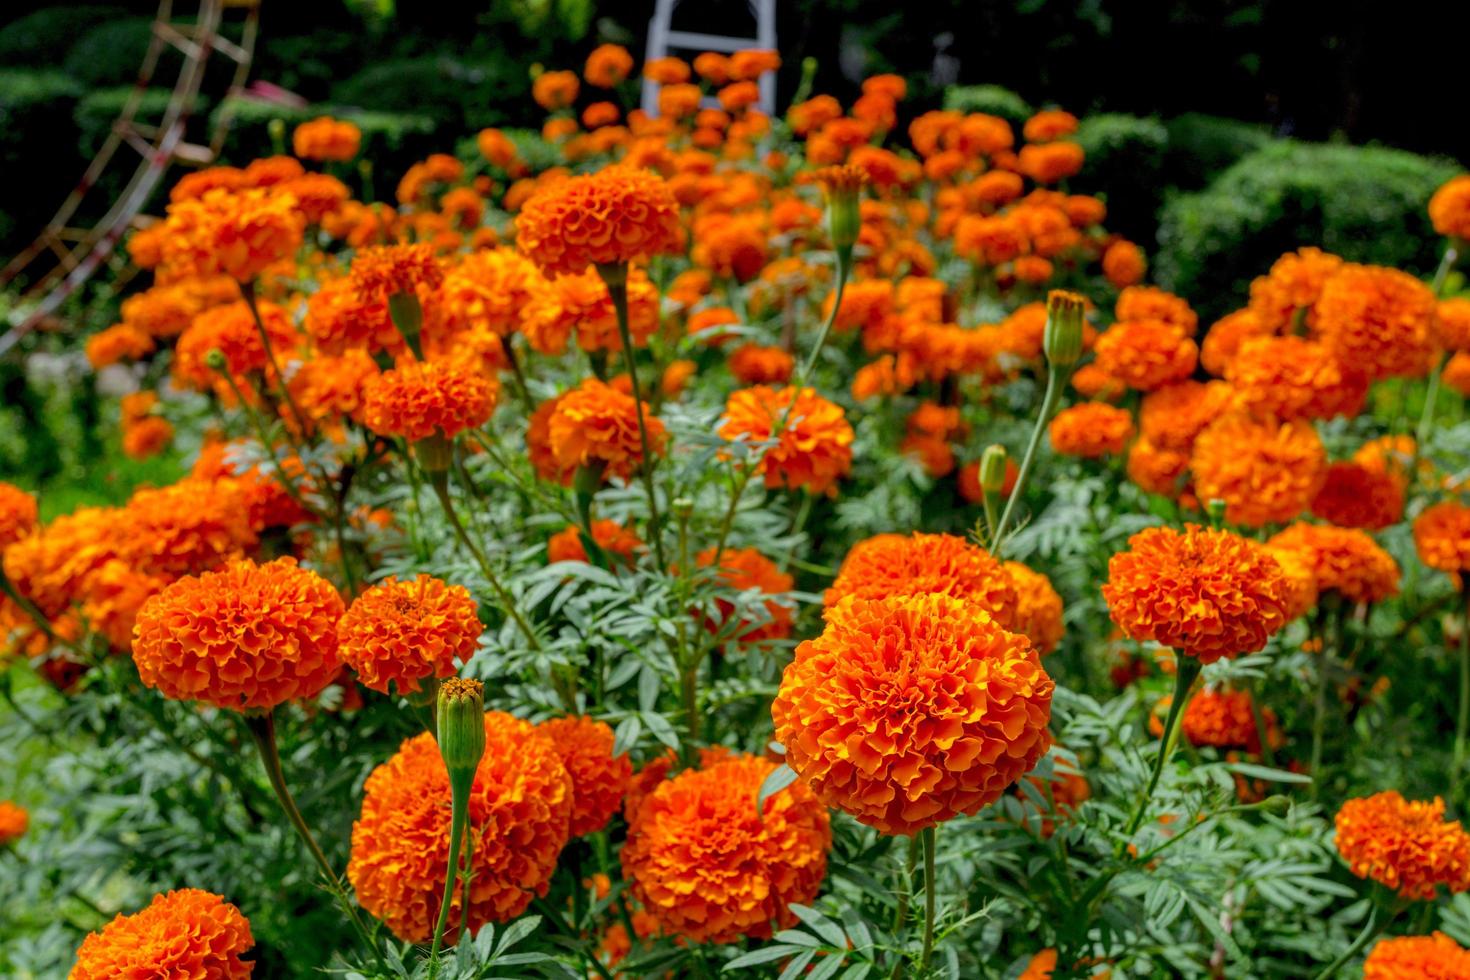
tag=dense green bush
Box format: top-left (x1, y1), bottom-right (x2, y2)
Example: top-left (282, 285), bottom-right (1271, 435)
top-left (942, 84), bottom-right (1031, 123)
top-left (1156, 140), bottom-right (1459, 321)
top-left (1162, 112), bottom-right (1273, 190)
top-left (73, 87), bottom-right (192, 159)
top-left (209, 97), bottom-right (438, 178)
top-left (62, 18), bottom-right (168, 89)
top-left (0, 5), bottom-right (122, 66)
top-left (1074, 113), bottom-right (1169, 242)
top-left (0, 70), bottom-right (86, 251)
top-left (330, 56), bottom-right (532, 132)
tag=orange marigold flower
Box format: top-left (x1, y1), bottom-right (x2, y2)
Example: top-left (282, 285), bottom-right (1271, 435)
top-left (1268, 523), bottom-right (1400, 605)
top-left (86, 323), bottom-right (155, 369)
top-left (121, 479), bottom-right (257, 579)
top-left (643, 56), bottom-right (690, 85)
top-left (361, 358), bottom-right (497, 442)
top-left (1049, 402), bottom-right (1134, 458)
top-left (304, 276), bottom-right (398, 356)
top-left (1190, 414), bottom-right (1326, 528)
top-left (349, 712), bottom-right (572, 942)
top-left (719, 385), bottom-right (853, 495)
top-left (1117, 286), bottom-right (1198, 336)
top-left (162, 187), bottom-right (304, 283)
top-left (173, 299), bottom-right (300, 395)
top-left (1413, 501), bottom-right (1470, 574)
top-left (1019, 948), bottom-right (1059, 980)
top-left (728, 48), bottom-right (781, 81)
top-left (1248, 247), bottom-right (1343, 331)
top-left (3, 506), bottom-right (123, 618)
top-left (516, 167), bottom-right (682, 278)
top-left (548, 377), bottom-right (667, 481)
top-left (536, 715), bottom-right (632, 836)
top-left (438, 248), bottom-right (543, 338)
top-left (532, 70), bottom-right (580, 110)
top-left (1200, 308), bottom-right (1272, 376)
top-left (547, 519), bottom-right (642, 565)
top-left (1018, 142), bottom-right (1084, 184)
top-left (826, 532), bottom-right (1018, 630)
top-left (1437, 297), bottom-right (1470, 352)
top-left (1005, 561), bottom-right (1064, 654)
top-left (71, 889), bottom-right (254, 980)
top-left (1266, 545), bottom-right (1320, 622)
top-left (350, 243), bottom-right (444, 302)
top-left (1312, 264), bottom-right (1438, 380)
top-left (1127, 435), bottom-right (1190, 498)
top-left (1335, 791), bottom-right (1470, 901)
top-left (289, 349), bottom-right (381, 433)
top-left (293, 115), bottom-right (361, 162)
top-left (1103, 524), bottom-right (1289, 664)
top-left (1023, 110), bottom-right (1079, 143)
top-left (336, 575), bottom-right (480, 695)
top-left (1102, 240), bottom-right (1146, 288)
top-left (696, 546), bottom-right (795, 643)
top-left (728, 343), bottom-right (794, 385)
top-left (621, 753), bottom-right (829, 942)
top-left (1139, 380), bottom-right (1234, 451)
top-left (0, 800), bottom-right (27, 844)
top-left (132, 557), bottom-right (344, 710)
top-left (1177, 686), bottom-right (1281, 754)
top-left (1093, 319), bottom-right (1198, 391)
top-left (774, 593), bottom-right (1052, 834)
top-left (0, 482), bottom-right (38, 551)
top-left (1363, 932), bottom-right (1470, 979)
top-left (1226, 335), bottom-right (1367, 421)
top-left (584, 43), bottom-right (634, 87)
top-left (1444, 350), bottom-right (1470, 397)
top-left (1354, 434), bottom-right (1421, 493)
top-left (693, 52), bottom-right (731, 85)
top-left (1311, 461), bottom-right (1404, 530)
top-left (1430, 175), bottom-right (1470, 240)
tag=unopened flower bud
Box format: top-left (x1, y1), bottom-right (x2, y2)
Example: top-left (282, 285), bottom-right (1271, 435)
top-left (204, 348), bottom-right (227, 373)
top-left (1043, 290), bottom-right (1087, 372)
top-left (816, 164), bottom-right (866, 259)
top-left (413, 431), bottom-right (452, 473)
top-left (386, 291), bottom-right (424, 359)
top-left (672, 497), bottom-right (694, 521)
top-left (437, 677), bottom-right (485, 781)
top-left (979, 444), bottom-right (1008, 494)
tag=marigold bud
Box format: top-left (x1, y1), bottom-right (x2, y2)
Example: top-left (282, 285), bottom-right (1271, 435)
top-left (1043, 290), bottom-right (1086, 371)
top-left (979, 444), bottom-right (1008, 494)
top-left (816, 165), bottom-right (865, 259)
top-left (204, 348), bottom-right (227, 373)
top-left (437, 677), bottom-right (486, 781)
top-left (386, 291), bottom-right (424, 357)
top-left (413, 431), bottom-right (452, 473)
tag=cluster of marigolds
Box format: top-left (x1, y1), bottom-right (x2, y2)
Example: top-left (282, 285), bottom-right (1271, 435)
top-left (5, 40), bottom-right (1470, 979)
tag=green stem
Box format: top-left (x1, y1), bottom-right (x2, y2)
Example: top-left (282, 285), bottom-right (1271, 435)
top-left (1124, 658), bottom-right (1202, 839)
top-left (992, 366), bottom-right (1066, 556)
top-left (1454, 587), bottom-right (1470, 789)
top-left (917, 826), bottom-right (937, 973)
top-left (599, 266), bottom-right (667, 570)
top-left (1311, 901), bottom-right (1401, 980)
top-left (502, 339), bottom-right (536, 416)
top-left (981, 487), bottom-right (1001, 551)
top-left (1310, 606), bottom-right (1341, 800)
top-left (795, 250), bottom-right (850, 387)
top-left (887, 835), bottom-right (920, 980)
top-left (245, 712), bottom-right (384, 968)
top-left (240, 280), bottom-right (312, 443)
top-left (429, 770), bottom-right (473, 971)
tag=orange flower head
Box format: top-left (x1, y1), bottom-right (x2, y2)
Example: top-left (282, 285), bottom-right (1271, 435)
top-left (1312, 264), bottom-right (1438, 380)
top-left (131, 557), bottom-right (344, 711)
top-left (1200, 308), bottom-right (1272, 376)
top-left (0, 800), bottom-right (28, 844)
top-left (1139, 380), bottom-right (1234, 451)
top-left (1335, 791), bottom-right (1470, 901)
top-left (532, 70), bottom-right (580, 110)
top-left (71, 889), bottom-right (254, 980)
top-left (620, 753), bottom-right (829, 943)
top-left (1127, 436), bottom-right (1190, 498)
top-left (1414, 501), bottom-right (1470, 574)
top-left (719, 385), bottom-right (853, 495)
top-left (86, 324), bottom-right (155, 368)
top-left (1116, 286), bottom-right (1198, 336)
top-left (1436, 297), bottom-right (1470, 352)
top-left (584, 44), bottom-right (634, 87)
top-left (1103, 525), bottom-right (1289, 664)
top-left (1430, 175), bottom-right (1470, 240)
top-left (173, 299), bottom-right (300, 394)
top-left (1363, 932), bottom-right (1470, 979)
top-left (1018, 142), bottom-right (1084, 184)
top-left (361, 358), bottom-right (497, 442)
top-left (536, 715), bottom-right (632, 836)
top-left (3, 506), bottom-right (124, 619)
top-left (643, 56), bottom-right (691, 85)
top-left (1049, 402), bottom-right (1134, 458)
top-left (1311, 461), bottom-right (1404, 530)
top-left (827, 532), bottom-right (1019, 630)
top-left (774, 593), bottom-right (1053, 834)
top-left (437, 248), bottom-right (544, 338)
top-left (546, 377), bottom-right (667, 482)
top-left (516, 166), bottom-right (682, 278)
top-left (293, 115), bottom-right (361, 162)
top-left (120, 479), bottom-right (258, 579)
top-left (1226, 335), bottom-right (1367, 421)
top-left (1179, 686), bottom-right (1281, 754)
top-left (1266, 545), bottom-right (1320, 622)
top-left (0, 482), bottom-right (38, 551)
top-left (336, 575), bottom-right (481, 695)
top-left (1248, 247), bottom-right (1343, 331)
top-left (728, 48), bottom-right (781, 81)
top-left (1093, 319), bottom-right (1198, 391)
top-left (1268, 522), bottom-right (1400, 605)
top-left (1005, 561), bottom-right (1065, 654)
top-left (1102, 240), bottom-right (1146, 288)
top-left (696, 546), bottom-right (795, 643)
top-left (349, 712), bottom-right (572, 942)
top-left (1019, 949), bottom-right (1059, 980)
top-left (1023, 110), bottom-right (1079, 143)
top-left (350, 243), bottom-right (444, 302)
top-left (547, 519), bottom-right (642, 565)
top-left (729, 343), bottom-right (795, 385)
top-left (1190, 415), bottom-right (1326, 528)
top-left (162, 187), bottom-right (304, 282)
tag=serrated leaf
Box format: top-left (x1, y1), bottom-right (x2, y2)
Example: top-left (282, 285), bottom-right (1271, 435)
top-left (789, 904), bottom-right (847, 949)
top-left (493, 915), bottom-right (540, 956)
top-left (757, 763), bottom-right (799, 815)
top-left (724, 944), bottom-right (806, 970)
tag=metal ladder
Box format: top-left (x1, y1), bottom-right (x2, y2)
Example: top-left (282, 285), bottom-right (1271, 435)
top-left (641, 0), bottom-right (778, 117)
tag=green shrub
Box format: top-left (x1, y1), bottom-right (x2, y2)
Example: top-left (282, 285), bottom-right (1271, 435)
top-left (0, 71), bottom-right (85, 251)
top-left (209, 97), bottom-right (437, 178)
top-left (1162, 112), bottom-right (1273, 190)
top-left (1156, 140), bottom-right (1460, 321)
top-left (0, 5), bottom-right (123, 65)
top-left (1074, 113), bottom-right (1169, 242)
top-left (62, 17), bottom-right (169, 89)
top-left (73, 87), bottom-right (191, 159)
top-left (330, 56), bottom-right (532, 131)
top-left (942, 84), bottom-right (1031, 123)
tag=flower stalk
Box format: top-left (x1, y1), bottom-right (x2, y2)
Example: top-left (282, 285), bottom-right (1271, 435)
top-left (1124, 657), bottom-right (1202, 839)
top-left (429, 679), bottom-right (485, 971)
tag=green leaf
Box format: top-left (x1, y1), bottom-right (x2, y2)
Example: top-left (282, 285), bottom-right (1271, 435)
top-left (724, 944), bottom-right (806, 971)
top-left (1226, 762), bottom-right (1312, 785)
top-left (493, 915), bottom-right (540, 956)
top-left (777, 948), bottom-right (817, 980)
top-left (757, 763), bottom-right (799, 815)
top-left (789, 904), bottom-right (847, 949)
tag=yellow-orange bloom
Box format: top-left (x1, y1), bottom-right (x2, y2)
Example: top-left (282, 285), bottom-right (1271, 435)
top-left (132, 557), bottom-right (344, 711)
top-left (1116, 286), bottom-right (1198, 336)
top-left (1023, 110), bottom-right (1079, 143)
top-left (1103, 525), bottom-right (1289, 664)
top-left (1019, 949), bottom-right (1059, 980)
top-left (0, 800), bottom-right (27, 844)
top-left (1312, 264), bottom-right (1438, 380)
top-left (70, 889), bottom-right (255, 980)
top-left (1226, 335), bottom-right (1367, 421)
top-left (1049, 402), bottom-right (1134, 458)
top-left (1127, 435), bottom-right (1190, 498)
top-left (1005, 561), bottom-right (1064, 654)
top-left (1335, 791), bottom-right (1470, 901)
top-left (1430, 175), bottom-right (1470, 240)
top-left (773, 593), bottom-right (1053, 834)
top-left (1200, 308), bottom-right (1272, 376)
top-left (1102, 240), bottom-right (1146, 288)
top-left (516, 167), bottom-right (682, 278)
top-left (1248, 247), bottom-right (1343, 331)
top-left (1364, 932), bottom-right (1470, 979)
top-left (532, 70), bottom-right (579, 110)
top-left (536, 715), bottom-right (632, 836)
top-left (728, 343), bottom-right (795, 385)
top-left (1268, 523), bottom-right (1400, 605)
top-left (349, 713), bottom-right (572, 942)
top-left (162, 187), bottom-right (304, 283)
top-left (293, 115), bottom-right (360, 161)
top-left (621, 753), bottom-right (829, 943)
top-left (547, 519), bottom-right (642, 565)
top-left (827, 532), bottom-right (1018, 630)
top-left (1190, 414), bottom-right (1326, 528)
top-left (1093, 319), bottom-right (1198, 391)
top-left (350, 243), bottom-right (444, 302)
top-left (0, 482), bottom-right (38, 551)
top-left (584, 44), bottom-right (634, 87)
top-left (1413, 501), bottom-right (1470, 574)
top-left (1310, 461), bottom-right (1404, 530)
top-left (547, 377), bottom-right (667, 481)
top-left (1139, 380), bottom-right (1234, 451)
top-left (336, 575), bottom-right (481, 695)
top-left (1177, 686), bottom-right (1281, 754)
top-left (120, 479), bottom-right (258, 580)
top-left (719, 385), bottom-right (853, 495)
top-left (361, 358), bottom-right (497, 442)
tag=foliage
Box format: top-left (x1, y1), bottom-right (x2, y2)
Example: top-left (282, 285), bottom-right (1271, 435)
top-left (0, 5), bottom-right (123, 66)
top-left (942, 84), bottom-right (1031, 123)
